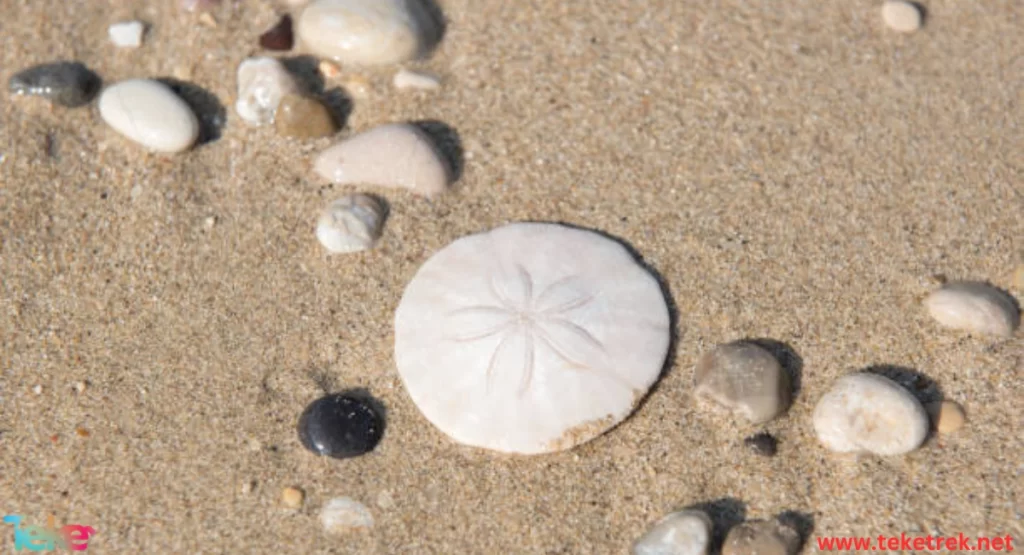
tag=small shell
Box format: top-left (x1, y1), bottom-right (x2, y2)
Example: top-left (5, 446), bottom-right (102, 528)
top-left (924, 281), bottom-right (1020, 337)
top-left (315, 194), bottom-right (386, 254)
top-left (320, 497), bottom-right (374, 533)
top-left (393, 69), bottom-right (440, 90)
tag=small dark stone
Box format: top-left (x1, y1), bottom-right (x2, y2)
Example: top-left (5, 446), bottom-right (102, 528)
top-left (744, 432), bottom-right (778, 457)
top-left (297, 393), bottom-right (383, 459)
top-left (9, 61), bottom-right (101, 108)
top-left (259, 14), bottom-right (294, 51)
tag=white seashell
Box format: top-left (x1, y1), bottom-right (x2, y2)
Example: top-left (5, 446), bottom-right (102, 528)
top-left (296, 0), bottom-right (437, 66)
top-left (394, 223), bottom-right (672, 454)
top-left (693, 341), bottom-right (790, 424)
top-left (234, 57), bottom-right (300, 127)
top-left (98, 79), bottom-right (199, 153)
top-left (109, 21), bottom-right (145, 48)
top-left (924, 281), bottom-right (1020, 337)
top-left (315, 194), bottom-right (386, 254)
top-left (812, 372), bottom-right (928, 456)
top-left (313, 123), bottom-right (450, 197)
top-left (393, 69), bottom-right (440, 90)
top-left (319, 497), bottom-right (373, 534)
top-left (633, 510), bottom-right (712, 555)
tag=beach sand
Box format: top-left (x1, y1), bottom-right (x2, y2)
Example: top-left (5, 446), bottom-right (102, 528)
top-left (1, 0), bottom-right (1021, 552)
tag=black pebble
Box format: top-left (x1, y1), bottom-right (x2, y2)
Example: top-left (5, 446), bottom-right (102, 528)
top-left (297, 393), bottom-right (383, 459)
top-left (9, 61), bottom-right (101, 108)
top-left (744, 432), bottom-right (778, 457)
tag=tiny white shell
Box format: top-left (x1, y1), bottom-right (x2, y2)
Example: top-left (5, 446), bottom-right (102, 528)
top-left (924, 281), bottom-right (1020, 337)
top-left (316, 194), bottom-right (386, 254)
top-left (319, 497), bottom-right (373, 534)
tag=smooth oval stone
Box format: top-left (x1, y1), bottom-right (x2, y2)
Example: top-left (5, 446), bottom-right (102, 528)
top-left (694, 341), bottom-right (791, 424)
top-left (812, 373), bottom-right (928, 456)
top-left (235, 57), bottom-right (300, 127)
top-left (297, 393), bottom-right (383, 458)
top-left (275, 94), bottom-right (337, 138)
top-left (633, 510), bottom-right (712, 555)
top-left (722, 520), bottom-right (800, 555)
top-left (296, 0), bottom-right (436, 65)
top-left (9, 61), bottom-right (101, 108)
top-left (98, 79), bottom-right (200, 153)
top-left (924, 281), bottom-right (1020, 338)
top-left (882, 1), bottom-right (922, 33)
top-left (314, 123), bottom-right (450, 197)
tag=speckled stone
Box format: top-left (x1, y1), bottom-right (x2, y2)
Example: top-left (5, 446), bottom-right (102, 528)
top-left (813, 372), bottom-right (928, 456)
top-left (694, 341), bottom-right (791, 424)
top-left (9, 62), bottom-right (101, 108)
top-left (297, 393), bottom-right (383, 459)
top-left (722, 520), bottom-right (800, 555)
top-left (275, 94), bottom-right (337, 138)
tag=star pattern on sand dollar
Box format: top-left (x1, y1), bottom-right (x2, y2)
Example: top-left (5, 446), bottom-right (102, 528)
top-left (442, 265), bottom-right (609, 396)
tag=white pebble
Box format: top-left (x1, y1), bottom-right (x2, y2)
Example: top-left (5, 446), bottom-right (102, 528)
top-left (296, 0), bottom-right (438, 66)
top-left (316, 194), bottom-right (386, 254)
top-left (313, 123), bottom-right (450, 197)
top-left (319, 497), bottom-right (373, 534)
top-left (109, 21), bottom-right (146, 48)
top-left (813, 373), bottom-right (928, 456)
top-left (925, 281), bottom-right (1020, 337)
top-left (633, 510), bottom-right (712, 555)
top-left (882, 1), bottom-right (922, 33)
top-left (98, 79), bottom-right (200, 153)
top-left (235, 57), bottom-right (300, 127)
top-left (393, 69), bottom-right (440, 90)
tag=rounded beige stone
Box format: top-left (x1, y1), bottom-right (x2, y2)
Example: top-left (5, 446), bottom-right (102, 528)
top-left (98, 79), bottom-right (199, 153)
top-left (281, 486), bottom-right (305, 508)
top-left (633, 510), bottom-right (712, 555)
top-left (882, 1), bottom-right (922, 33)
top-left (722, 520), bottom-right (800, 555)
top-left (694, 341), bottom-right (791, 424)
top-left (924, 281), bottom-right (1020, 338)
top-left (297, 0), bottom-right (435, 65)
top-left (934, 400), bottom-right (966, 434)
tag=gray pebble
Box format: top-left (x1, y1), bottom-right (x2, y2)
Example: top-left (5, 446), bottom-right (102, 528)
top-left (9, 61), bottom-right (101, 108)
top-left (694, 341), bottom-right (791, 424)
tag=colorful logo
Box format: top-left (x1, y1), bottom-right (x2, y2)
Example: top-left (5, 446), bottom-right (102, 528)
top-left (2, 514), bottom-right (95, 551)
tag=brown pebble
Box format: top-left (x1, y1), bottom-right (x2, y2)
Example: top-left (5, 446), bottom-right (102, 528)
top-left (75, 427), bottom-right (90, 437)
top-left (934, 401), bottom-right (966, 434)
top-left (282, 486), bottom-right (305, 508)
top-left (259, 14), bottom-right (294, 51)
top-left (275, 95), bottom-right (337, 138)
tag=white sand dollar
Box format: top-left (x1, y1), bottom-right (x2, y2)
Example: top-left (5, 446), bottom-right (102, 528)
top-left (98, 79), bottom-right (199, 153)
top-left (633, 510), bottom-right (712, 555)
top-left (812, 373), bottom-right (928, 456)
top-left (394, 223), bottom-right (671, 454)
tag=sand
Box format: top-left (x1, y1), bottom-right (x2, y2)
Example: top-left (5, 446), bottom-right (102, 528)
top-left (1, 0), bottom-right (1021, 553)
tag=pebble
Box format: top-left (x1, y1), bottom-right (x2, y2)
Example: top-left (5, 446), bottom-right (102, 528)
top-left (722, 519), bottom-right (801, 555)
top-left (296, 0), bottom-right (437, 65)
top-left (633, 510), bottom-right (712, 555)
top-left (924, 281), bottom-right (1020, 337)
top-left (108, 21), bottom-right (146, 48)
top-left (743, 432), bottom-right (778, 457)
top-left (234, 57), bottom-right (300, 127)
top-left (316, 194), bottom-right (386, 254)
top-left (259, 14), bottom-right (294, 51)
top-left (314, 123), bottom-right (450, 197)
top-left (275, 94), bottom-right (337, 138)
top-left (320, 497), bottom-right (373, 534)
top-left (393, 69), bottom-right (440, 90)
top-left (98, 79), bottom-right (200, 153)
top-left (812, 372), bottom-right (928, 456)
top-left (32, 385), bottom-right (43, 395)
top-left (73, 381), bottom-right (88, 394)
top-left (281, 486), bottom-right (305, 508)
top-left (297, 393), bottom-right (383, 459)
top-left (693, 341), bottom-right (791, 424)
top-left (881, 1), bottom-right (923, 33)
top-left (933, 400), bottom-right (966, 434)
top-left (8, 62), bottom-right (101, 108)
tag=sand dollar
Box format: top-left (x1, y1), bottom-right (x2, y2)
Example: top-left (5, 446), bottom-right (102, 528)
top-left (394, 223), bottom-right (671, 454)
